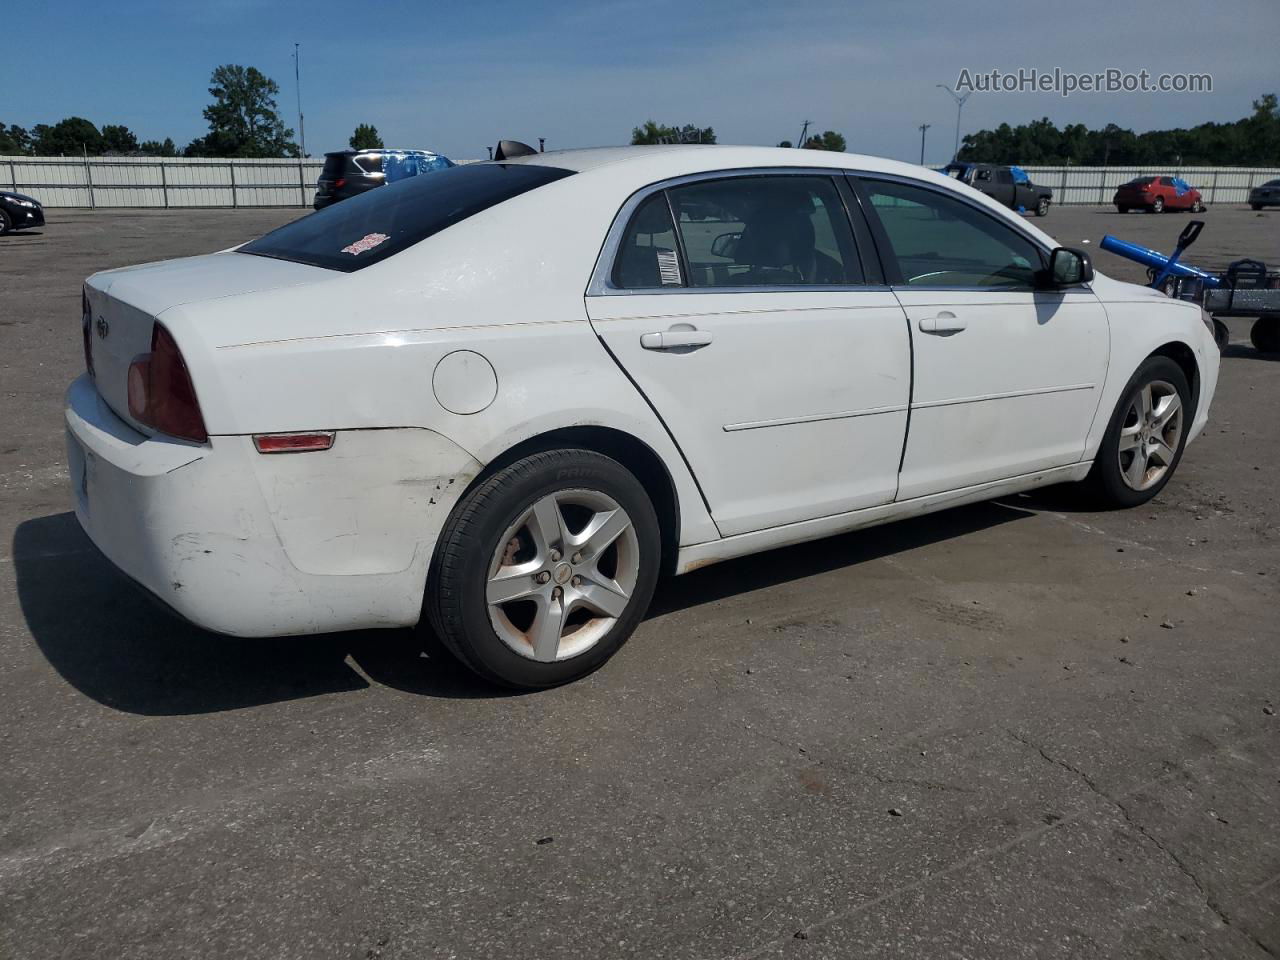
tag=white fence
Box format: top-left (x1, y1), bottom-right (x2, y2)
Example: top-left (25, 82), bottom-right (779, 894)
top-left (2, 156), bottom-right (326, 208)
top-left (1018, 166), bottom-right (1279, 206)
top-left (4, 156), bottom-right (1279, 208)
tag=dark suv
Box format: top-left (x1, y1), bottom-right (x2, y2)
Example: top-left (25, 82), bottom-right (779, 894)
top-left (942, 163), bottom-right (1053, 217)
top-left (314, 149), bottom-right (453, 209)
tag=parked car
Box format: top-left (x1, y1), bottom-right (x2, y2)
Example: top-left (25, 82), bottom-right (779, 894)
top-left (1249, 179), bottom-right (1280, 210)
top-left (942, 163), bottom-right (1053, 216)
top-left (68, 145), bottom-right (1219, 688)
top-left (313, 148), bottom-right (453, 209)
top-left (0, 190), bottom-right (45, 234)
top-left (1113, 176), bottom-right (1204, 214)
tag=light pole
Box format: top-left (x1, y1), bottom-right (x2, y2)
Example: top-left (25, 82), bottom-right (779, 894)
top-left (293, 42), bottom-right (306, 157)
top-left (936, 83), bottom-right (972, 161)
top-left (918, 123), bottom-right (931, 165)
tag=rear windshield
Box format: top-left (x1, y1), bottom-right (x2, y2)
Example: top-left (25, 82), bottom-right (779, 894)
top-left (240, 162), bottom-right (573, 272)
top-left (321, 154), bottom-right (349, 177)
top-left (1124, 177), bottom-right (1156, 186)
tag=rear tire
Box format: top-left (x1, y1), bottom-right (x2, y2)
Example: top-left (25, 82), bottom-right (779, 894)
top-left (1151, 197), bottom-right (1165, 213)
top-left (1035, 197), bottom-right (1049, 217)
top-left (1251, 318), bottom-right (1280, 353)
top-left (426, 449), bottom-right (661, 689)
top-left (1212, 319), bottom-right (1230, 351)
top-left (1251, 203), bottom-right (1263, 211)
top-left (1117, 205), bottom-right (1130, 214)
top-left (1082, 356), bottom-right (1191, 508)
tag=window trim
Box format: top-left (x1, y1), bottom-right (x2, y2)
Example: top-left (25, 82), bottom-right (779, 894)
top-left (587, 167), bottom-right (888, 297)
top-left (848, 172), bottom-right (1055, 292)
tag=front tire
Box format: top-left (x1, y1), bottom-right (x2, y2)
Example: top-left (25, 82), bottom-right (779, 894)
top-left (0, 210), bottom-right (11, 235)
top-left (1035, 197), bottom-right (1049, 217)
top-left (1083, 356), bottom-right (1191, 508)
top-left (426, 449), bottom-right (661, 688)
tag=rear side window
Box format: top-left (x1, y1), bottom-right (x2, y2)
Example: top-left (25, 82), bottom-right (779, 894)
top-left (613, 194), bottom-right (683, 289)
top-left (241, 163), bottom-right (573, 272)
top-left (668, 176), bottom-right (860, 287)
top-left (321, 154), bottom-right (350, 178)
top-left (1159, 177), bottom-right (1174, 186)
top-left (996, 169), bottom-right (1013, 185)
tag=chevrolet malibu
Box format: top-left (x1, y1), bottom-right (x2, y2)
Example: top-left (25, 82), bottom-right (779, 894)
top-left (67, 145), bottom-right (1220, 688)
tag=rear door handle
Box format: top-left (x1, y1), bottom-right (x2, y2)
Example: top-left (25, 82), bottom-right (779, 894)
top-left (640, 328), bottom-right (714, 350)
top-left (918, 311), bottom-right (967, 334)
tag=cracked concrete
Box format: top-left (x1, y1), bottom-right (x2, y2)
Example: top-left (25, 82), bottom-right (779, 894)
top-left (2, 207), bottom-right (1279, 958)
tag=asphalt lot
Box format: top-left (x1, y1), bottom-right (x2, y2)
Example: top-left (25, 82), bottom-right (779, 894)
top-left (1, 203), bottom-right (1278, 959)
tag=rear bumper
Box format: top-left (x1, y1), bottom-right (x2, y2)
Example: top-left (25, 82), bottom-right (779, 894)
top-left (64, 375), bottom-right (481, 637)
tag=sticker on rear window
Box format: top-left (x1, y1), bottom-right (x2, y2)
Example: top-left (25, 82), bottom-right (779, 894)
top-left (341, 233), bottom-right (390, 256)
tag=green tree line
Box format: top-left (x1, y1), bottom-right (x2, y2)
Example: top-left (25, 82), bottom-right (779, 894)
top-left (958, 94), bottom-right (1279, 166)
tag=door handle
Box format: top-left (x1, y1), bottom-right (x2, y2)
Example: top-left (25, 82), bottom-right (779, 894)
top-left (640, 328), bottom-right (714, 350)
top-left (918, 311), bottom-right (967, 334)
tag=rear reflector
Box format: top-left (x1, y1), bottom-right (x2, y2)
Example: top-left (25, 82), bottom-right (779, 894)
top-left (253, 432), bottom-right (335, 454)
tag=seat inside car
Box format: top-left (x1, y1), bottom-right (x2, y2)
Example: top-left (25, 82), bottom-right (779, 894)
top-left (733, 193), bottom-right (841, 285)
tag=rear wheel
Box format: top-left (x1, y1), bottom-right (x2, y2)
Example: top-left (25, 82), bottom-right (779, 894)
top-left (1117, 205), bottom-right (1130, 214)
top-left (1251, 318), bottom-right (1280, 353)
top-left (1151, 196), bottom-right (1165, 213)
top-left (1083, 356), bottom-right (1191, 508)
top-left (427, 449), bottom-right (661, 688)
top-left (1035, 197), bottom-right (1049, 217)
top-left (1213, 319), bottom-right (1230, 351)
top-left (1251, 203), bottom-right (1263, 211)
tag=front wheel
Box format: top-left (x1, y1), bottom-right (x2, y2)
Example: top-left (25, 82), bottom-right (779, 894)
top-left (0, 210), bottom-right (11, 235)
top-left (1083, 356), bottom-right (1191, 508)
top-left (1117, 205), bottom-right (1130, 214)
top-left (426, 449), bottom-right (661, 688)
top-left (1035, 197), bottom-right (1049, 217)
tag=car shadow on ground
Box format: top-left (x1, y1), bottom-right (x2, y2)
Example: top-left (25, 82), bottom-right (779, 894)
top-left (15, 501), bottom-right (1033, 716)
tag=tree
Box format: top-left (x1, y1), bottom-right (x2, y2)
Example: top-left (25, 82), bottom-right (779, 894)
top-left (350, 123), bottom-right (383, 150)
top-left (777, 139), bottom-right (793, 148)
top-left (957, 95), bottom-right (1280, 166)
top-left (187, 65), bottom-right (297, 158)
top-left (139, 138), bottom-right (177, 157)
top-left (32, 117), bottom-right (104, 156)
top-left (631, 120), bottom-right (716, 145)
top-left (802, 130), bottom-right (846, 152)
top-left (0, 123), bottom-right (32, 154)
top-left (101, 124), bottom-right (139, 154)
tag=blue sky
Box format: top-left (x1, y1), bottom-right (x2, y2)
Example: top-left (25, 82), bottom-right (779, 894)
top-left (2, 0), bottom-right (1276, 163)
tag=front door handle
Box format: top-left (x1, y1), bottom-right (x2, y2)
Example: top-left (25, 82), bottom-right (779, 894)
top-left (640, 328), bottom-right (714, 350)
top-left (918, 311), bottom-right (967, 334)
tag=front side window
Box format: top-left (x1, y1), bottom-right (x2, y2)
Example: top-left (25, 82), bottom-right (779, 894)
top-left (996, 169), bottom-right (1013, 185)
top-left (666, 176), bottom-right (860, 287)
top-left (241, 162), bottom-right (572, 272)
top-left (864, 179), bottom-right (1043, 288)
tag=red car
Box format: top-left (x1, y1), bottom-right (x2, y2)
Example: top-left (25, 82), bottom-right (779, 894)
top-left (1113, 176), bottom-right (1204, 214)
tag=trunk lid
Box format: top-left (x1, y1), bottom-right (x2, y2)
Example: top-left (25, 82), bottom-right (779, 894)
top-left (84, 252), bottom-right (330, 432)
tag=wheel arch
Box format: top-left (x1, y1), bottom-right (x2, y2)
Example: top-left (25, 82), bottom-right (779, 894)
top-left (450, 425), bottom-right (682, 575)
top-left (1148, 339), bottom-right (1200, 416)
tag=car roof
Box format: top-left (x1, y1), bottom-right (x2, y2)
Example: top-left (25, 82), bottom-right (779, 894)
top-left (506, 143), bottom-right (936, 181)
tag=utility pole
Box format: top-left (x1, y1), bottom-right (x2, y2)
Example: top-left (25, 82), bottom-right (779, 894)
top-left (918, 123), bottom-right (931, 165)
top-left (293, 42), bottom-right (306, 158)
top-left (936, 84), bottom-right (972, 161)
top-left (795, 120), bottom-right (811, 149)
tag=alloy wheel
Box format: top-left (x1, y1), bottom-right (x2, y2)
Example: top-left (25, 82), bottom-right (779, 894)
top-left (1117, 379), bottom-right (1183, 491)
top-left (485, 489), bottom-right (640, 662)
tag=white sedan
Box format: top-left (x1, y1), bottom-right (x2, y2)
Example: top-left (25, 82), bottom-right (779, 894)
top-left (66, 145), bottom-right (1219, 687)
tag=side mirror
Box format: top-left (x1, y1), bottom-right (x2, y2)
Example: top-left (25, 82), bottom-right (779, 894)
top-left (1043, 247), bottom-right (1094, 288)
top-left (710, 231), bottom-right (740, 260)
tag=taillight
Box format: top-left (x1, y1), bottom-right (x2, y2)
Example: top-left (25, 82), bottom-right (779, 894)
top-left (333, 178), bottom-right (346, 189)
top-left (127, 324), bottom-right (208, 443)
